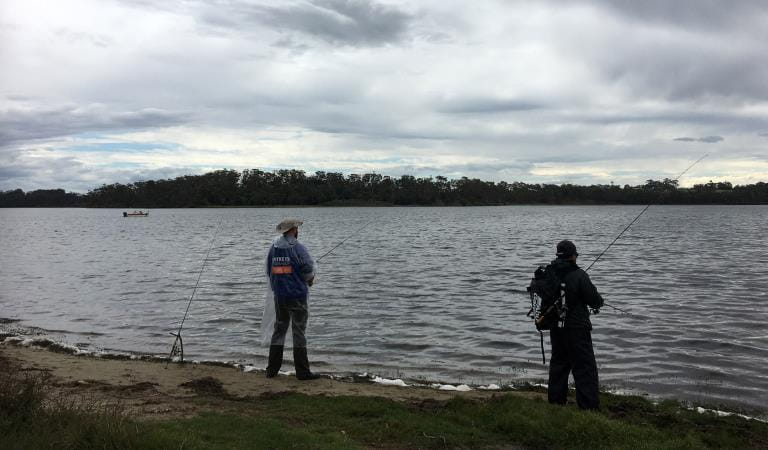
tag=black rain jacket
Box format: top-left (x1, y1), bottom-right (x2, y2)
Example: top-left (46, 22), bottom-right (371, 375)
top-left (549, 259), bottom-right (604, 329)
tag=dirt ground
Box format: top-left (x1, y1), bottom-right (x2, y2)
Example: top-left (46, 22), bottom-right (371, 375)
top-left (1, 343), bottom-right (536, 420)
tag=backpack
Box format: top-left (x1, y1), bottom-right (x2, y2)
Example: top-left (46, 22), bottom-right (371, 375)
top-left (527, 264), bottom-right (567, 331)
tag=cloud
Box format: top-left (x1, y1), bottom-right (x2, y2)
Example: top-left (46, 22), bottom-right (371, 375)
top-left (0, 144), bottom-right (204, 192)
top-left (0, 102), bottom-right (191, 146)
top-left (573, 0), bottom-right (768, 31)
top-left (0, 147), bottom-right (89, 191)
top-left (602, 43), bottom-right (768, 102)
top-left (54, 28), bottom-right (114, 47)
top-left (437, 97), bottom-right (544, 114)
top-left (197, 0), bottom-right (414, 47)
top-left (674, 136), bottom-right (724, 143)
top-left (1, 0), bottom-right (767, 191)
top-left (539, 1), bottom-right (768, 102)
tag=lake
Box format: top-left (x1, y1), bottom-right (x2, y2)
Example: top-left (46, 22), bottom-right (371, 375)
top-left (1, 206), bottom-right (766, 411)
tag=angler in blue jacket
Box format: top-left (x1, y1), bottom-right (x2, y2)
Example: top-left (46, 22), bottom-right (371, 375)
top-left (265, 218), bottom-right (320, 380)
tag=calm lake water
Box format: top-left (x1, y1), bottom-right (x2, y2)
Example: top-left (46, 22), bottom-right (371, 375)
top-left (1, 206), bottom-right (767, 411)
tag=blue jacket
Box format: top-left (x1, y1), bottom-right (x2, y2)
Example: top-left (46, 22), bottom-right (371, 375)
top-left (266, 235), bottom-right (315, 300)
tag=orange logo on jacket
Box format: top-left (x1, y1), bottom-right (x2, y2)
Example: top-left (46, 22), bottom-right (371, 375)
top-left (272, 266), bottom-right (293, 275)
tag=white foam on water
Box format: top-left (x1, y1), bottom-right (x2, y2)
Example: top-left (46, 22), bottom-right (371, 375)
top-left (4, 333), bottom-right (766, 421)
top-left (372, 376), bottom-right (409, 387)
top-left (694, 406), bottom-right (767, 423)
top-left (430, 383), bottom-right (472, 391)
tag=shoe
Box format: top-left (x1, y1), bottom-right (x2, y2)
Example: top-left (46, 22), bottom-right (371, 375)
top-left (296, 372), bottom-right (321, 381)
top-left (293, 347), bottom-right (319, 380)
top-left (266, 345), bottom-right (284, 378)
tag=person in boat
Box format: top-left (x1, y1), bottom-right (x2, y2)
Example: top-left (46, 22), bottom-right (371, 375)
top-left (547, 240), bottom-right (603, 410)
top-left (265, 218), bottom-right (319, 380)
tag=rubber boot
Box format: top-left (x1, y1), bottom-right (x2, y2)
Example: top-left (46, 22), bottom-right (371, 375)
top-left (293, 347), bottom-right (320, 380)
top-left (266, 345), bottom-right (283, 378)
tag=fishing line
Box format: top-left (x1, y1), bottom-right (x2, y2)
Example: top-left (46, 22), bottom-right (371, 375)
top-left (583, 153), bottom-right (708, 315)
top-left (525, 154), bottom-right (708, 320)
top-left (315, 219), bottom-right (375, 263)
top-left (584, 153), bottom-right (709, 273)
top-left (166, 217), bottom-right (224, 365)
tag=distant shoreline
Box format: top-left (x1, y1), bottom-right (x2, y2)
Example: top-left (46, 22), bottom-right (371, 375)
top-left (2, 169), bottom-right (766, 207)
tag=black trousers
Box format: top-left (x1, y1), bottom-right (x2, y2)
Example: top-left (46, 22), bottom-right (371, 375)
top-left (548, 327), bottom-right (600, 410)
top-left (270, 297), bottom-right (308, 348)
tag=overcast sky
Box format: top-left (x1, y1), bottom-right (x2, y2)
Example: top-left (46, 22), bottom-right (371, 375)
top-left (2, 0), bottom-right (767, 192)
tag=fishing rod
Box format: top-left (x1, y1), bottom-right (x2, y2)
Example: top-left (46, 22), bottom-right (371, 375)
top-left (166, 218), bottom-right (224, 366)
top-left (584, 154), bottom-right (709, 273)
top-left (583, 153), bottom-right (709, 314)
top-left (315, 219), bottom-right (375, 263)
top-left (525, 154), bottom-right (707, 363)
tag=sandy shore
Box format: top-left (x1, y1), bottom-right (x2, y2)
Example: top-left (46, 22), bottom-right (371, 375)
top-left (1, 342), bottom-right (530, 420)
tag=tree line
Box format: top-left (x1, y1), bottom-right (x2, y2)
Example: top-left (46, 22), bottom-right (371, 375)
top-left (1, 169), bottom-right (766, 207)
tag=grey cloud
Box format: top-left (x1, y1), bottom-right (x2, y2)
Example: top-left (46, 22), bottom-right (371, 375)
top-left (0, 149), bottom-right (89, 191)
top-left (5, 94), bottom-right (33, 101)
top-left (0, 104), bottom-right (191, 146)
top-left (759, 132), bottom-right (768, 137)
top-left (674, 136), bottom-right (724, 143)
top-left (437, 97), bottom-right (543, 114)
top-left (0, 165), bottom-right (34, 180)
top-left (198, 0), bottom-right (413, 46)
top-left (0, 144), bottom-right (204, 192)
top-left (390, 161), bottom-right (534, 175)
top-left (542, 1), bottom-right (768, 101)
top-left (578, 109), bottom-right (767, 131)
top-left (579, 0), bottom-right (767, 31)
top-left (604, 46), bottom-right (768, 101)
top-left (272, 36), bottom-right (311, 54)
top-left (310, 120), bottom-right (458, 141)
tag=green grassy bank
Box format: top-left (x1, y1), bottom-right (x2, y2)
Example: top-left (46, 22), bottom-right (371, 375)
top-left (1, 358), bottom-right (766, 449)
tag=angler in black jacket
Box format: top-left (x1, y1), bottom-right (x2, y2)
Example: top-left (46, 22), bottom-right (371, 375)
top-left (548, 240), bottom-right (604, 410)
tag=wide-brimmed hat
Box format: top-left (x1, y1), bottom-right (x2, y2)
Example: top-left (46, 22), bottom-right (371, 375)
top-left (556, 240), bottom-right (578, 258)
top-left (276, 218), bottom-right (303, 234)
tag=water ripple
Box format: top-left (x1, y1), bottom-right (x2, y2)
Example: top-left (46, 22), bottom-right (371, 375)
top-left (1, 205), bottom-right (767, 410)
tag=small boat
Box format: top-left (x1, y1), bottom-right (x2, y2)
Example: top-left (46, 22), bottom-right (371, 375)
top-left (123, 210), bottom-right (149, 217)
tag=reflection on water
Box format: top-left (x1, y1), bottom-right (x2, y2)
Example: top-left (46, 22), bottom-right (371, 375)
top-left (1, 205), bottom-right (767, 410)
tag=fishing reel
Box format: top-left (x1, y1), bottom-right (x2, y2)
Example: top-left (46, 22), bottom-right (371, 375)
top-left (168, 332), bottom-right (184, 363)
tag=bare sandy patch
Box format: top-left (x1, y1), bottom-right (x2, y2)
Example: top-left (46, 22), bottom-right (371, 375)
top-left (1, 343), bottom-right (539, 420)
